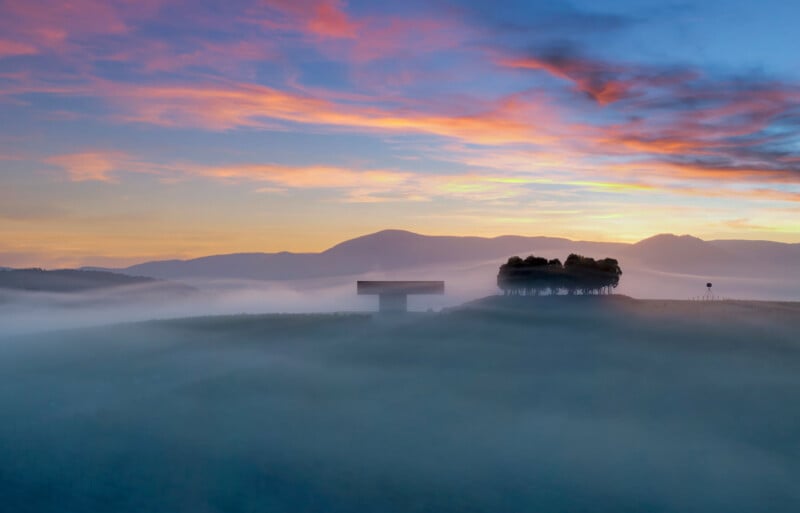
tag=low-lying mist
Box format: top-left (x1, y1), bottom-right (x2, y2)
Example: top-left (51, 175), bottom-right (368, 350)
top-left (0, 299), bottom-right (798, 512)
top-left (0, 260), bottom-right (496, 335)
top-left (2, 256), bottom-right (797, 336)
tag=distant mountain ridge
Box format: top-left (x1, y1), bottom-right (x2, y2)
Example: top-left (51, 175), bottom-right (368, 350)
top-left (106, 230), bottom-right (610, 280)
top-left (66, 230), bottom-right (800, 282)
top-left (0, 268), bottom-right (157, 292)
top-left (630, 233), bottom-right (800, 276)
top-left (0, 268), bottom-right (196, 295)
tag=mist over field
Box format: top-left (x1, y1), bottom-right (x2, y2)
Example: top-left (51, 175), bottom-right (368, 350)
top-left (1, 232), bottom-right (798, 511)
top-left (1, 297), bottom-right (799, 512)
top-left (2, 250), bottom-right (798, 336)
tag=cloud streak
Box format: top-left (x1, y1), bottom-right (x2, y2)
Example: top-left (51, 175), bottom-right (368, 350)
top-left (41, 150), bottom-right (800, 209)
top-left (96, 81), bottom-right (562, 147)
top-left (46, 152), bottom-right (127, 182)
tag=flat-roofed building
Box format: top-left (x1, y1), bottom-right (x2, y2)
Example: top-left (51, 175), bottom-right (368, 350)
top-left (357, 280), bottom-right (445, 313)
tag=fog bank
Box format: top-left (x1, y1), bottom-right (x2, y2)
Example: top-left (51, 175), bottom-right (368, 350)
top-left (1, 256), bottom-right (798, 336)
top-left (0, 299), bottom-right (798, 512)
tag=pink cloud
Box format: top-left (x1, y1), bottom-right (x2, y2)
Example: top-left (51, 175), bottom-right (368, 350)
top-left (0, 0), bottom-right (164, 56)
top-left (0, 39), bottom-right (38, 58)
top-left (260, 0), bottom-right (359, 39)
top-left (253, 0), bottom-right (466, 65)
top-left (2, 0), bottom-right (797, 196)
top-left (104, 39), bottom-right (279, 76)
top-left (348, 17), bottom-right (460, 63)
top-left (46, 151), bottom-right (127, 182)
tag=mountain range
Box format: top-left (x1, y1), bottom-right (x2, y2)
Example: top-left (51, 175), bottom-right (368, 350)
top-left (78, 230), bottom-right (799, 281)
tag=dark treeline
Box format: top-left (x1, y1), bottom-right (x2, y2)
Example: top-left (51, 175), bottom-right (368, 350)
top-left (498, 254), bottom-right (622, 296)
top-left (0, 268), bottom-right (158, 292)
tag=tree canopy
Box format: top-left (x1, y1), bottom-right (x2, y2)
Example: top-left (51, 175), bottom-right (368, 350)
top-left (497, 253), bottom-right (622, 296)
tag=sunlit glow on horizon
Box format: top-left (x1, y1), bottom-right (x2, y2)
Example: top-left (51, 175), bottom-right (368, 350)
top-left (1, 0), bottom-right (798, 267)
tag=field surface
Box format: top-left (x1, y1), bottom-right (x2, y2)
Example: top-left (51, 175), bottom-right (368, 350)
top-left (1, 296), bottom-right (799, 512)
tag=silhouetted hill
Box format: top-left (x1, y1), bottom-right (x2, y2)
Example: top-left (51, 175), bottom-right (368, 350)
top-left (117, 230), bottom-right (585, 280)
top-left (0, 268), bottom-right (192, 293)
top-left (321, 229), bottom-right (574, 269)
top-left (708, 239), bottom-right (800, 268)
top-left (453, 293), bottom-right (637, 315)
top-left (92, 230), bottom-right (799, 283)
top-left (625, 234), bottom-right (800, 277)
top-left (626, 234), bottom-right (732, 274)
top-left (633, 233), bottom-right (713, 254)
top-left (123, 253), bottom-right (324, 281)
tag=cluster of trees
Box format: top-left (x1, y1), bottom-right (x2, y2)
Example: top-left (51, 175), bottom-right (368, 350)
top-left (497, 253), bottom-right (622, 296)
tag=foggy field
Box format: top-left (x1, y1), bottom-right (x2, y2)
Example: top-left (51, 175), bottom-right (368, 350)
top-left (1, 297), bottom-right (799, 512)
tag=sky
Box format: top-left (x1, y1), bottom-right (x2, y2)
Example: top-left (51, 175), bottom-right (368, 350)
top-left (0, 0), bottom-right (799, 267)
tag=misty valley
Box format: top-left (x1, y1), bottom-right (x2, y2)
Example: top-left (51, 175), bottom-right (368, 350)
top-left (1, 231), bottom-right (799, 512)
top-left (4, 0), bottom-right (800, 510)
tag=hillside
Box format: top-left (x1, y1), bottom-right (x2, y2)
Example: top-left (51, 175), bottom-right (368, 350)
top-left (0, 268), bottom-right (161, 292)
top-left (115, 230), bottom-right (587, 280)
top-left (96, 230), bottom-right (800, 290)
top-left (1, 300), bottom-right (798, 512)
top-left (626, 234), bottom-right (800, 276)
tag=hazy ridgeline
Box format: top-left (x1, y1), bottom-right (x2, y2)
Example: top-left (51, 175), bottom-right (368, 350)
top-left (2, 253), bottom-right (799, 336)
top-left (1, 297), bottom-right (799, 512)
top-left (2, 230), bottom-right (800, 337)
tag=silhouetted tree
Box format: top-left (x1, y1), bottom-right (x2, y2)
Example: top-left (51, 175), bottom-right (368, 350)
top-left (497, 253), bottom-right (621, 296)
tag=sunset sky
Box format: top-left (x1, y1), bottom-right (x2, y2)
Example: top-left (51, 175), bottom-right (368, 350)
top-left (1, 0), bottom-right (799, 267)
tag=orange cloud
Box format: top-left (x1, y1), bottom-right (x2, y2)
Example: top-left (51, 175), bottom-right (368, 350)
top-left (40, 153), bottom-right (590, 203)
top-left (170, 162), bottom-right (515, 203)
top-left (126, 157), bottom-right (680, 203)
top-left (101, 81), bottom-right (560, 146)
top-left (194, 163), bottom-right (410, 189)
top-left (426, 144), bottom-right (800, 203)
top-left (219, 165), bottom-right (633, 200)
